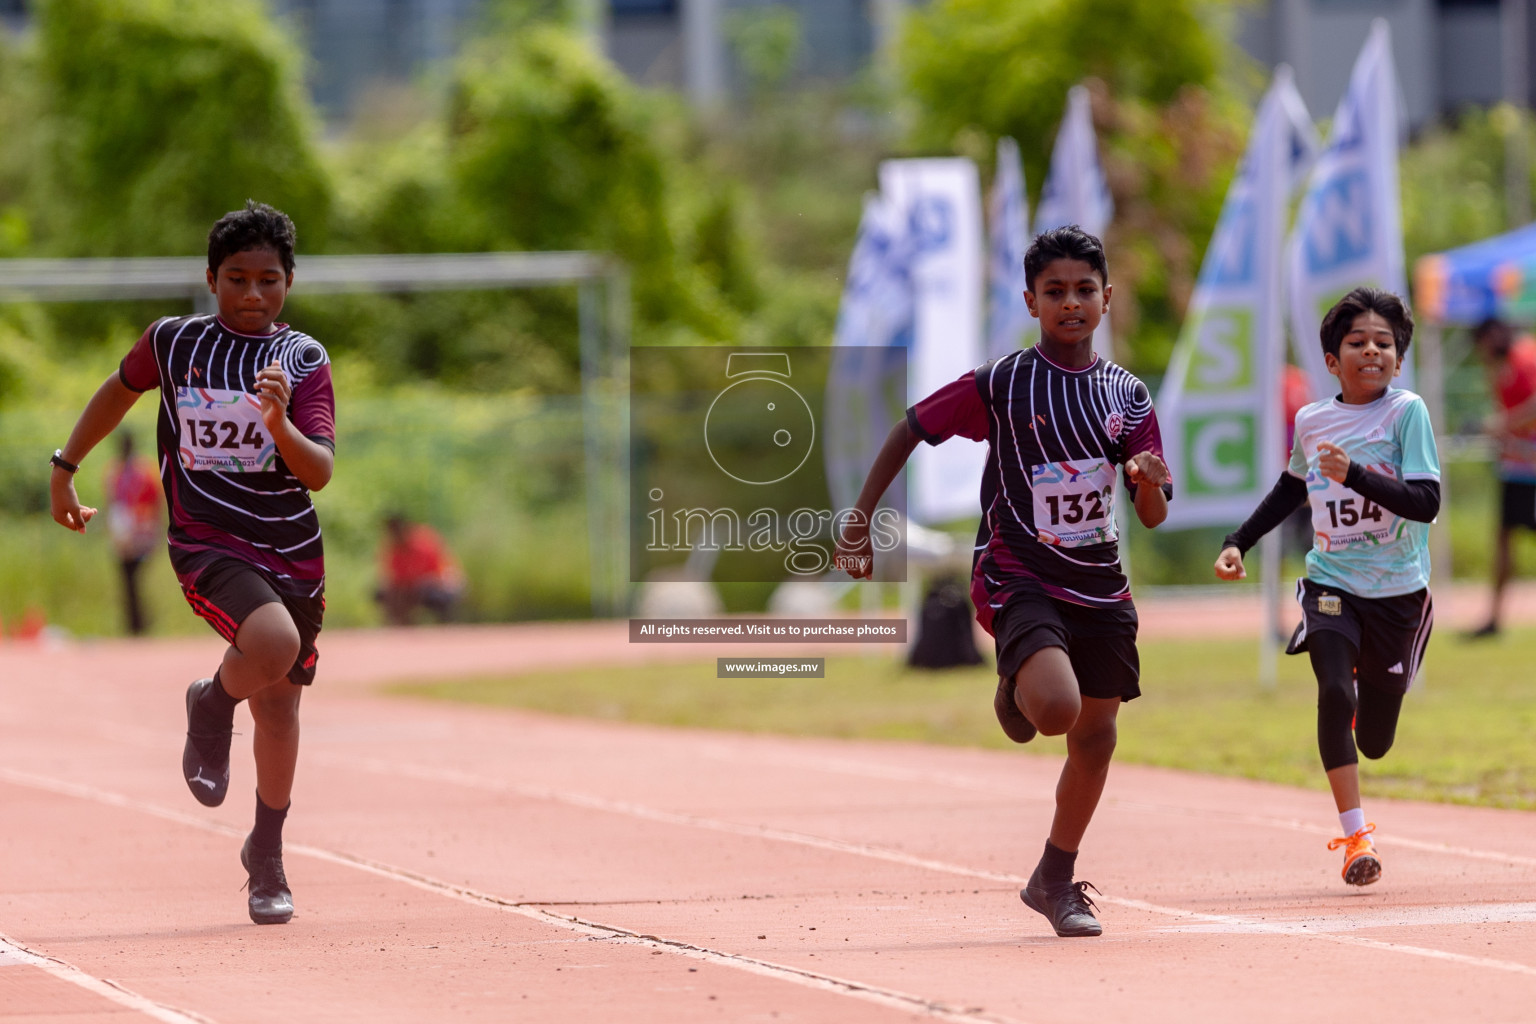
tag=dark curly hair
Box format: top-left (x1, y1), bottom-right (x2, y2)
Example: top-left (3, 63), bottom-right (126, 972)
top-left (1318, 287), bottom-right (1413, 360)
top-left (207, 200), bottom-right (296, 276)
top-left (1023, 225), bottom-right (1108, 292)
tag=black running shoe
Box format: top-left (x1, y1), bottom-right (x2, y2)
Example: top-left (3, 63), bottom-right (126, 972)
top-left (993, 676), bottom-right (1037, 744)
top-left (1021, 868), bottom-right (1103, 937)
top-left (241, 837), bottom-right (294, 925)
top-left (182, 678), bottom-right (231, 807)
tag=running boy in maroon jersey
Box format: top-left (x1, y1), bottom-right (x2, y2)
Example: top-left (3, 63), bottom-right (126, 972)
top-left (49, 201), bottom-right (335, 925)
top-left (835, 226), bottom-right (1171, 938)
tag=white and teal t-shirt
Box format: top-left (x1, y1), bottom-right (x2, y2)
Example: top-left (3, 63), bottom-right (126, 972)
top-left (1288, 388), bottom-right (1440, 598)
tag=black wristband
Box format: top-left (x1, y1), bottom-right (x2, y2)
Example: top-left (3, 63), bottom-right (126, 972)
top-left (50, 449), bottom-right (80, 474)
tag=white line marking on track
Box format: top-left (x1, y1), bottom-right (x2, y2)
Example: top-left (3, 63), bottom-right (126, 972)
top-left (1159, 901), bottom-right (1536, 934)
top-left (304, 754), bottom-right (1536, 979)
top-left (0, 931), bottom-right (215, 1024)
top-left (695, 744), bottom-right (1536, 871)
top-left (0, 766), bottom-right (1028, 1024)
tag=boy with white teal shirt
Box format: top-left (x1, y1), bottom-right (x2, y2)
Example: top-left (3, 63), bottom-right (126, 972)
top-left (1215, 287), bottom-right (1439, 888)
top-left (1291, 385), bottom-right (1439, 596)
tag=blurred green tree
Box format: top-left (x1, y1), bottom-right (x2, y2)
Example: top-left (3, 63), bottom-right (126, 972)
top-left (900, 0), bottom-right (1251, 373)
top-left (32, 0), bottom-right (332, 257)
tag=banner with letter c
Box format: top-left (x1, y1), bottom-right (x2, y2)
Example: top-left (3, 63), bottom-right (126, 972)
top-left (1158, 67), bottom-right (1319, 527)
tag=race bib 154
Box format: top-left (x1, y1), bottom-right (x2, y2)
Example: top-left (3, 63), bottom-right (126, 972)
top-left (1031, 459), bottom-right (1117, 547)
top-left (175, 387), bottom-right (276, 473)
top-left (1306, 469), bottom-right (1405, 552)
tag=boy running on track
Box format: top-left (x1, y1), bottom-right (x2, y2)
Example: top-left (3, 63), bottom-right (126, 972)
top-left (49, 201), bottom-right (335, 925)
top-left (835, 226), bottom-right (1172, 938)
top-left (1215, 287), bottom-right (1438, 887)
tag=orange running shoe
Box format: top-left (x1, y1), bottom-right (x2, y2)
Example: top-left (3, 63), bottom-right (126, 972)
top-left (1328, 824), bottom-right (1381, 886)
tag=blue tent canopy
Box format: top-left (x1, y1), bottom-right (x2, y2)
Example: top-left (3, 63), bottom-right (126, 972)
top-left (1415, 221), bottom-right (1536, 325)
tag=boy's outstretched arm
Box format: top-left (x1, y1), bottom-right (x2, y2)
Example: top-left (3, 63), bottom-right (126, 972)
top-left (833, 419), bottom-right (921, 580)
top-left (1126, 451), bottom-right (1170, 528)
top-left (50, 374), bottom-right (143, 533)
top-left (1213, 472), bottom-right (1308, 580)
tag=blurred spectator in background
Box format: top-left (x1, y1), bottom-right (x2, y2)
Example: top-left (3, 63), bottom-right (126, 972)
top-left (105, 430), bottom-right (163, 635)
top-left (376, 515), bottom-right (464, 626)
top-left (1469, 318), bottom-right (1536, 638)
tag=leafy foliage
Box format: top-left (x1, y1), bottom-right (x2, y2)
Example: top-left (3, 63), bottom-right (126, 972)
top-left (900, 0), bottom-right (1252, 373)
top-left (31, 0), bottom-right (332, 257)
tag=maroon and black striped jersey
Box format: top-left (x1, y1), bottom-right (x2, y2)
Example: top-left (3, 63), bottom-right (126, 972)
top-left (907, 347), bottom-right (1170, 634)
top-left (119, 314), bottom-right (335, 596)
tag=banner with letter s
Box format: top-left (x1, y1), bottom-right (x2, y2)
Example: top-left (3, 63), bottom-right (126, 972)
top-left (1034, 85), bottom-right (1115, 362)
top-left (1286, 19), bottom-right (1409, 395)
top-left (878, 158), bottom-right (986, 525)
top-left (987, 137), bottom-right (1035, 360)
top-left (824, 194), bottom-right (915, 515)
top-left (1158, 67), bottom-right (1319, 527)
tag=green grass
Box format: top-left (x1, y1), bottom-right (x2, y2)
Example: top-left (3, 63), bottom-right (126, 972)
top-left (390, 627), bottom-right (1536, 810)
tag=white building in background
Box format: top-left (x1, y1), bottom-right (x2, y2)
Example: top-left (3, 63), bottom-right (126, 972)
top-left (1237, 0), bottom-right (1528, 130)
top-left (0, 0), bottom-right (1531, 126)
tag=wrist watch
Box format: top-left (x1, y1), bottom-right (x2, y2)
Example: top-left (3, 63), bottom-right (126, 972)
top-left (50, 449), bottom-right (80, 474)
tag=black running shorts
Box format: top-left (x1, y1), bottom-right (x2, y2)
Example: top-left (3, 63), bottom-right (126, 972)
top-left (178, 557), bottom-right (325, 686)
top-left (1286, 578), bottom-right (1433, 696)
top-left (992, 585), bottom-right (1141, 702)
top-left (1500, 480), bottom-right (1536, 532)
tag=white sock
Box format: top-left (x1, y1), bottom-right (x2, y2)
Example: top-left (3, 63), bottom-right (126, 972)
top-left (1339, 807), bottom-right (1367, 838)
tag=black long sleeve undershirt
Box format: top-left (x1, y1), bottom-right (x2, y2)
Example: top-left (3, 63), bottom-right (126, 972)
top-left (1222, 473), bottom-right (1306, 556)
top-left (1221, 469), bottom-right (1440, 556)
top-left (1341, 463), bottom-right (1441, 523)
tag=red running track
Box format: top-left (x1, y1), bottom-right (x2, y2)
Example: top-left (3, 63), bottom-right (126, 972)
top-left (3, 588), bottom-right (1536, 1023)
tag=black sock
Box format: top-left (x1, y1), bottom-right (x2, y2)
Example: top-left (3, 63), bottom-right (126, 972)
top-left (1037, 839), bottom-right (1077, 886)
top-left (250, 793), bottom-right (289, 851)
top-left (196, 670), bottom-right (241, 727)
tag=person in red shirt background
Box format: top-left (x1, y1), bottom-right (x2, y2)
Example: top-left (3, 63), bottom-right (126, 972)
top-left (1470, 318), bottom-right (1536, 637)
top-left (377, 515), bottom-right (465, 626)
top-left (104, 430), bottom-right (164, 635)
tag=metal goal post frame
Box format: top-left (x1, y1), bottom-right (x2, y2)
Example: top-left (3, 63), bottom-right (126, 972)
top-left (0, 252), bottom-right (632, 617)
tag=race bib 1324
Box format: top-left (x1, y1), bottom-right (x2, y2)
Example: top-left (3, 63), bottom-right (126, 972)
top-left (175, 387), bottom-right (276, 473)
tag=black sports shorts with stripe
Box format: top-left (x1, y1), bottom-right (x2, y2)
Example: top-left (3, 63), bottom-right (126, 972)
top-left (1285, 578), bottom-right (1433, 696)
top-left (992, 583), bottom-right (1142, 702)
top-left (1500, 480), bottom-right (1536, 532)
top-left (178, 557), bottom-right (324, 686)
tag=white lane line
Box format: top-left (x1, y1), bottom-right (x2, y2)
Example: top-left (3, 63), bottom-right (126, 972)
top-left (305, 753), bottom-right (1536, 979)
top-left (695, 743), bottom-right (1536, 870)
top-left (0, 767), bottom-right (1026, 1024)
top-left (1159, 901), bottom-right (1536, 934)
top-left (0, 931), bottom-right (215, 1024)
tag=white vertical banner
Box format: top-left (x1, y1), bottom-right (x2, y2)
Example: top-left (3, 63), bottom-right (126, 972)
top-left (987, 137), bottom-right (1034, 360)
top-left (878, 158), bottom-right (986, 525)
top-left (1158, 67), bottom-right (1319, 528)
top-left (1034, 85), bottom-right (1116, 362)
top-left (1286, 19), bottom-right (1409, 396)
top-left (825, 194), bottom-right (915, 514)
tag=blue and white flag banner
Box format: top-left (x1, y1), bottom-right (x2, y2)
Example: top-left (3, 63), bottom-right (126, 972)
top-left (1034, 85), bottom-right (1116, 362)
top-left (1286, 19), bottom-right (1409, 396)
top-left (987, 137), bottom-right (1035, 360)
top-left (825, 194), bottom-right (915, 514)
top-left (878, 158), bottom-right (986, 525)
top-left (1158, 67), bottom-right (1320, 528)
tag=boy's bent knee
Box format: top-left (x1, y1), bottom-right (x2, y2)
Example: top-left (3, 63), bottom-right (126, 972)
top-left (1015, 647), bottom-right (1080, 735)
top-left (1029, 694), bottom-right (1081, 736)
top-left (235, 603), bottom-right (301, 680)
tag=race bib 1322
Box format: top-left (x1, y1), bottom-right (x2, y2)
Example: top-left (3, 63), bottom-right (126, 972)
top-left (1031, 459), bottom-right (1117, 547)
